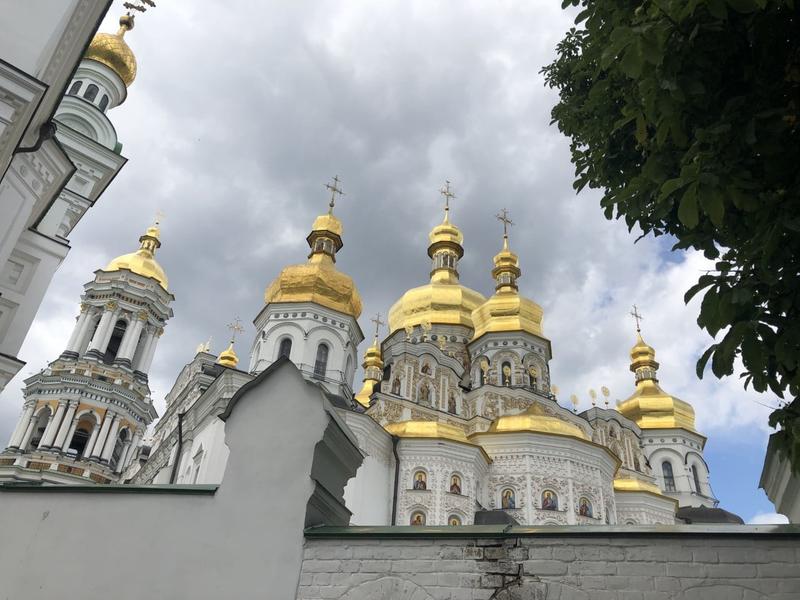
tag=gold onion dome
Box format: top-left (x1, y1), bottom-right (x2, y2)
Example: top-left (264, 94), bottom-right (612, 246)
top-left (264, 207), bottom-right (362, 319)
top-left (471, 231), bottom-right (544, 340)
top-left (483, 402), bottom-right (589, 441)
top-left (217, 343), bottom-right (239, 368)
top-left (104, 224), bottom-right (168, 290)
top-left (387, 207), bottom-right (485, 332)
top-left (354, 336), bottom-right (383, 407)
top-left (84, 15), bottom-right (137, 87)
top-left (617, 333), bottom-right (696, 431)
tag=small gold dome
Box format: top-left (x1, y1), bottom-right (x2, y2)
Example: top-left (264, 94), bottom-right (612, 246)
top-left (85, 15), bottom-right (137, 87)
top-left (217, 343), bottom-right (239, 368)
top-left (482, 402), bottom-right (589, 440)
top-left (388, 211), bottom-right (485, 332)
top-left (104, 224), bottom-right (168, 290)
top-left (264, 209), bottom-right (361, 319)
top-left (617, 333), bottom-right (697, 431)
top-left (613, 476), bottom-right (665, 496)
top-left (354, 337), bottom-right (383, 407)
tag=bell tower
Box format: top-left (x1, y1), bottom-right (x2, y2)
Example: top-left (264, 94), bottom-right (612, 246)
top-left (0, 222), bottom-right (173, 484)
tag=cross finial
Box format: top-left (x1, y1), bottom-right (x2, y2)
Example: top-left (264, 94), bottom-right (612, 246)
top-left (630, 305), bottom-right (643, 333)
top-left (226, 317), bottom-right (244, 344)
top-left (153, 209), bottom-right (165, 227)
top-left (325, 175), bottom-right (344, 214)
top-left (439, 180), bottom-right (456, 217)
top-left (370, 312), bottom-right (385, 340)
top-left (496, 208), bottom-right (513, 239)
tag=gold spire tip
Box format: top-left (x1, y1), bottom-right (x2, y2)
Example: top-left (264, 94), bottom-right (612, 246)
top-left (226, 317), bottom-right (244, 345)
top-left (439, 180), bottom-right (455, 221)
top-left (370, 312), bottom-right (385, 342)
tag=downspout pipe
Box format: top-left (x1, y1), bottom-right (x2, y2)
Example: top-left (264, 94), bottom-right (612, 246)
top-left (390, 435), bottom-right (400, 525)
top-left (169, 412), bottom-right (185, 484)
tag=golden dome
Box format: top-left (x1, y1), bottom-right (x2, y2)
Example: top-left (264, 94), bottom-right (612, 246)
top-left (217, 343), bottom-right (239, 368)
top-left (84, 15), bottom-right (137, 87)
top-left (613, 476), bottom-right (666, 497)
top-left (472, 233), bottom-right (545, 340)
top-left (482, 402), bottom-right (589, 440)
top-left (355, 336), bottom-right (383, 407)
top-left (104, 224), bottom-right (168, 290)
top-left (264, 208), bottom-right (361, 319)
top-left (617, 333), bottom-right (697, 431)
top-left (387, 210), bottom-right (485, 332)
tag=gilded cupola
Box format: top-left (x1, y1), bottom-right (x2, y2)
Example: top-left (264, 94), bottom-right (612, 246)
top-left (264, 179), bottom-right (362, 319)
top-left (104, 222), bottom-right (168, 289)
top-left (84, 15), bottom-right (137, 87)
top-left (387, 182), bottom-right (486, 333)
top-left (471, 210), bottom-right (544, 340)
top-left (483, 402), bottom-right (589, 441)
top-left (354, 335), bottom-right (383, 407)
top-left (617, 326), bottom-right (697, 431)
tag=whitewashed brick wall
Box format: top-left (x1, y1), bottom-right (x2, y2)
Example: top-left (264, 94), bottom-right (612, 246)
top-left (297, 530), bottom-right (800, 599)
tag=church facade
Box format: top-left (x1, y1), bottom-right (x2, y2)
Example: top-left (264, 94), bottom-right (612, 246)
top-left (2, 174), bottom-right (732, 527)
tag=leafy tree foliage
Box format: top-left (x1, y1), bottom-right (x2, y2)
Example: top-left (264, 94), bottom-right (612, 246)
top-left (542, 0), bottom-right (800, 469)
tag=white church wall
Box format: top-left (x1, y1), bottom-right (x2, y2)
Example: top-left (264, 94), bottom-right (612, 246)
top-left (0, 360), bottom-right (347, 600)
top-left (340, 411), bottom-right (394, 525)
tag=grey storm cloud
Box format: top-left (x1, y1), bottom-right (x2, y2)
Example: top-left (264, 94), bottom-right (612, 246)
top-left (0, 0), bottom-right (781, 488)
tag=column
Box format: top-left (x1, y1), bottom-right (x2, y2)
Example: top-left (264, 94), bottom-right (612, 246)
top-left (64, 305), bottom-right (91, 353)
top-left (18, 414), bottom-right (38, 452)
top-left (89, 412), bottom-right (114, 460)
top-left (60, 417), bottom-right (79, 453)
top-left (117, 313), bottom-right (145, 363)
top-left (39, 401), bottom-right (67, 449)
top-left (82, 423), bottom-right (101, 459)
top-left (52, 400), bottom-right (78, 449)
top-left (85, 303), bottom-right (117, 355)
top-left (139, 327), bottom-right (162, 375)
top-left (133, 327), bottom-right (154, 372)
top-left (7, 403), bottom-right (35, 448)
top-left (115, 441), bottom-right (132, 473)
top-left (100, 416), bottom-right (121, 463)
top-left (125, 430), bottom-right (141, 469)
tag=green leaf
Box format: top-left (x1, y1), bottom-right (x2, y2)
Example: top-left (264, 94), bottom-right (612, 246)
top-left (575, 8), bottom-right (592, 24)
top-left (678, 183), bottom-right (699, 228)
top-left (619, 43), bottom-right (644, 78)
top-left (700, 188), bottom-right (725, 227)
top-left (684, 275), bottom-right (716, 303)
top-left (659, 177), bottom-right (687, 200)
top-left (696, 345), bottom-right (716, 379)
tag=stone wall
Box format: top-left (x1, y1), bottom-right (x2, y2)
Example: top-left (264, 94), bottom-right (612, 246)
top-left (298, 526), bottom-right (800, 600)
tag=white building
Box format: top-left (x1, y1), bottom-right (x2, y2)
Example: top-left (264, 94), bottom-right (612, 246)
top-left (0, 4), bottom-right (136, 392)
top-left (119, 192), bottom-right (739, 527)
top-left (0, 222), bottom-right (172, 484)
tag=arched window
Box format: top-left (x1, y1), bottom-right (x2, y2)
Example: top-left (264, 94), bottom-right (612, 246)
top-left (410, 511), bottom-right (426, 526)
top-left (412, 470), bottom-right (427, 490)
top-left (110, 429), bottom-right (129, 470)
top-left (68, 81), bottom-right (82, 95)
top-left (84, 83), bottom-right (99, 102)
top-left (99, 94), bottom-right (109, 111)
top-left (662, 461), bottom-right (676, 492)
top-left (103, 319), bottom-right (128, 364)
top-left (447, 393), bottom-right (457, 414)
top-left (345, 355), bottom-right (353, 381)
top-left (278, 338), bottom-right (292, 359)
top-left (382, 365), bottom-right (391, 381)
top-left (313, 343), bottom-right (329, 378)
top-left (68, 415), bottom-right (96, 456)
top-left (578, 497), bottom-right (593, 518)
top-left (391, 377), bottom-right (401, 395)
top-left (29, 407), bottom-right (52, 449)
top-left (449, 474), bottom-right (462, 494)
top-left (501, 361), bottom-right (512, 386)
top-left (448, 515), bottom-right (462, 526)
top-left (691, 465), bottom-right (702, 494)
top-left (192, 446), bottom-right (204, 484)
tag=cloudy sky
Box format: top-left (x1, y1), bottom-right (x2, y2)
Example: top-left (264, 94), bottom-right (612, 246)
top-left (1, 1), bottom-right (787, 522)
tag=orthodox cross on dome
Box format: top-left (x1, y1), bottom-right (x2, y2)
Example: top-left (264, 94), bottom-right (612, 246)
top-left (439, 180), bottom-right (456, 217)
top-left (226, 317), bottom-right (244, 345)
top-left (123, 0), bottom-right (156, 14)
top-left (496, 208), bottom-right (514, 240)
top-left (325, 175), bottom-right (344, 213)
top-left (370, 312), bottom-right (385, 339)
top-left (630, 304), bottom-right (643, 333)
top-left (153, 209), bottom-right (164, 227)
